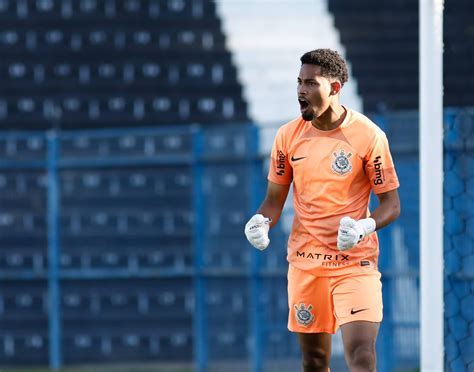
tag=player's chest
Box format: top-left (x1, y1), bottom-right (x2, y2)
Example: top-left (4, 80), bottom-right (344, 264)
top-left (288, 138), bottom-right (363, 181)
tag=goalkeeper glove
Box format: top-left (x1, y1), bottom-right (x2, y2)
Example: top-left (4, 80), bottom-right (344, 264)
top-left (244, 214), bottom-right (271, 251)
top-left (337, 216), bottom-right (376, 251)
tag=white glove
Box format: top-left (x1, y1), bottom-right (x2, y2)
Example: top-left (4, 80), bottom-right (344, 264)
top-left (244, 214), bottom-right (271, 251)
top-left (337, 216), bottom-right (376, 251)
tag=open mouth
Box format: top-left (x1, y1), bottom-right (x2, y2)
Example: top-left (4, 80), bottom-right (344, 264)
top-left (298, 98), bottom-right (310, 112)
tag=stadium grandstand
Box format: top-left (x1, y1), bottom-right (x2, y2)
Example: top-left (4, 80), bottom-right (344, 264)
top-left (0, 0), bottom-right (472, 371)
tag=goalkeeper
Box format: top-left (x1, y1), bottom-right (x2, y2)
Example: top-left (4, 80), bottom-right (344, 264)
top-left (245, 49), bottom-right (400, 372)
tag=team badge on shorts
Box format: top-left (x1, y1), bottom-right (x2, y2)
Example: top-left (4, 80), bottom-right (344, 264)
top-left (332, 149), bottom-right (353, 176)
top-left (294, 303), bottom-right (315, 327)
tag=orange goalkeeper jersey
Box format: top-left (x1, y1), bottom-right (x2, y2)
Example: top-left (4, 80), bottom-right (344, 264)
top-left (268, 107), bottom-right (399, 276)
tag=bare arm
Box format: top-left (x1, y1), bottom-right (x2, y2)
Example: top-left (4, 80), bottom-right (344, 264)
top-left (371, 189), bottom-right (401, 230)
top-left (256, 181), bottom-right (291, 229)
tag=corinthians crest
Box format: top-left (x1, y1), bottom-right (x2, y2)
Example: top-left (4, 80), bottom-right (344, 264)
top-left (332, 149), bottom-right (353, 175)
top-left (294, 303), bottom-right (315, 326)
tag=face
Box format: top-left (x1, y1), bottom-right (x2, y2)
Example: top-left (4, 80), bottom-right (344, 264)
top-left (297, 64), bottom-right (338, 121)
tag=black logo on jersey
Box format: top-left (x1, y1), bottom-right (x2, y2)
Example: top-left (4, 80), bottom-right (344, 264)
top-left (276, 150), bottom-right (286, 176)
top-left (291, 155), bottom-right (307, 162)
top-left (296, 251), bottom-right (350, 267)
top-left (373, 156), bottom-right (385, 185)
top-left (351, 308), bottom-right (368, 315)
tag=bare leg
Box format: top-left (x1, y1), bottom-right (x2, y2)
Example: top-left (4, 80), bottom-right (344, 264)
top-left (297, 332), bottom-right (332, 372)
top-left (340, 321), bottom-right (380, 372)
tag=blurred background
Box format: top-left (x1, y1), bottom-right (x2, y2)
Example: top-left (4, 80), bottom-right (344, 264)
top-left (0, 0), bottom-right (472, 371)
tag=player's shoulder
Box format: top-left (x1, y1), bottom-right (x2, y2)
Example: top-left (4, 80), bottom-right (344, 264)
top-left (349, 109), bottom-right (384, 133)
top-left (275, 116), bottom-right (308, 140)
top-left (347, 109), bottom-right (386, 139)
top-left (344, 109), bottom-right (390, 156)
top-left (280, 116), bottom-right (306, 132)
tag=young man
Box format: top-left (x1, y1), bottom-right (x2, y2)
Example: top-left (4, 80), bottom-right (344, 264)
top-left (244, 49), bottom-right (400, 372)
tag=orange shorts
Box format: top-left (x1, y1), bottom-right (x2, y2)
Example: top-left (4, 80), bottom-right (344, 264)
top-left (287, 264), bottom-right (383, 334)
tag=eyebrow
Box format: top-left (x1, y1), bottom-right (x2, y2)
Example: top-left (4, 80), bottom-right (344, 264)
top-left (297, 78), bottom-right (318, 82)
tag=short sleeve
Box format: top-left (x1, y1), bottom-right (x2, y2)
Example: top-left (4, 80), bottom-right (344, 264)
top-left (267, 126), bottom-right (293, 185)
top-left (364, 129), bottom-right (400, 194)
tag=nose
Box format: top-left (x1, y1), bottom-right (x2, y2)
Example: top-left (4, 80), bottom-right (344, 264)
top-left (297, 84), bottom-right (307, 96)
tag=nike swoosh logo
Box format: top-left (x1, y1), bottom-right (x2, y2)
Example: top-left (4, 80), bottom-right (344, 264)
top-left (291, 156), bottom-right (307, 161)
top-left (350, 308), bottom-right (368, 315)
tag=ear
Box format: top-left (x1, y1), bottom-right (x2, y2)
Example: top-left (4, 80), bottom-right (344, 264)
top-left (330, 81), bottom-right (342, 96)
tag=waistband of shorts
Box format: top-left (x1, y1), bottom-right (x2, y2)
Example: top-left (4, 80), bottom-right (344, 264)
top-left (288, 261), bottom-right (381, 278)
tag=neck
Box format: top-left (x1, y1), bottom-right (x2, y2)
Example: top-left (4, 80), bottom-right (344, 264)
top-left (312, 104), bottom-right (346, 131)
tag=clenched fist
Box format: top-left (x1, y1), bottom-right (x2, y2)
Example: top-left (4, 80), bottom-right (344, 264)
top-left (244, 214), bottom-right (271, 251)
top-left (337, 216), bottom-right (376, 251)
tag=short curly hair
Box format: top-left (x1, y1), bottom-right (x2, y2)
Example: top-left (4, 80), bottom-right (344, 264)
top-left (300, 49), bottom-right (349, 86)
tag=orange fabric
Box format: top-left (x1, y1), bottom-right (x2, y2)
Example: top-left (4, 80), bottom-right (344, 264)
top-left (287, 264), bottom-right (383, 334)
top-left (268, 107), bottom-right (399, 276)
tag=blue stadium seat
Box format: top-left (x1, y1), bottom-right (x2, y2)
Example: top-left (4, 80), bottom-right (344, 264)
top-left (0, 282), bottom-right (47, 319)
top-left (0, 0), bottom-right (252, 365)
top-left (0, 28), bottom-right (226, 55)
top-left (0, 172), bottom-right (46, 212)
top-left (0, 0), bottom-right (248, 129)
top-left (61, 277), bottom-right (193, 361)
top-left (64, 329), bottom-right (192, 363)
top-left (62, 330), bottom-right (193, 362)
top-left (203, 237), bottom-right (251, 269)
top-left (60, 132), bottom-right (193, 159)
top-left (0, 331), bottom-right (49, 364)
top-left (62, 278), bottom-right (192, 319)
top-left (0, 250), bottom-right (45, 271)
top-left (207, 326), bottom-right (247, 359)
top-left (60, 231), bottom-right (192, 270)
top-left (201, 126), bottom-right (253, 158)
top-left (203, 165), bottom-right (248, 205)
top-left (206, 279), bottom-right (248, 328)
top-left (205, 210), bottom-right (246, 237)
top-left (0, 211), bottom-right (45, 236)
top-left (0, 30), bottom-right (23, 52)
